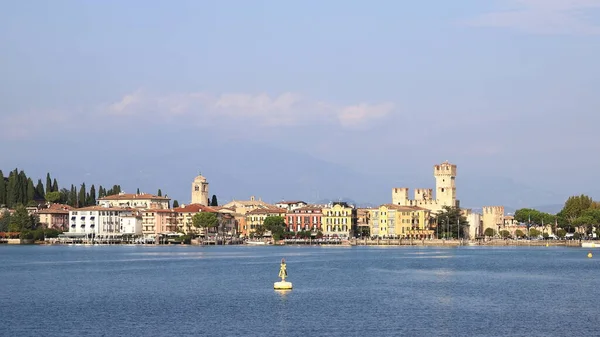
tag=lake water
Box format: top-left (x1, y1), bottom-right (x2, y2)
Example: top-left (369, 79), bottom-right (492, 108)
top-left (0, 245), bottom-right (598, 337)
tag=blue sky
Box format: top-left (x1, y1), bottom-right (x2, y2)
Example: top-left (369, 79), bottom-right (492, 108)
top-left (1, 0), bottom-right (599, 209)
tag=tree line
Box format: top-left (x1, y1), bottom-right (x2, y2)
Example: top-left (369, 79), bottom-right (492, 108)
top-left (0, 169), bottom-right (170, 209)
top-left (513, 194), bottom-right (600, 237)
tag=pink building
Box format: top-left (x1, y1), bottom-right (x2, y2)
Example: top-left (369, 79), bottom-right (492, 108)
top-left (37, 204), bottom-right (73, 230)
top-left (286, 206), bottom-right (323, 232)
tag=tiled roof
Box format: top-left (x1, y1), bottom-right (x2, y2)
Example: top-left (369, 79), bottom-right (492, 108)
top-left (173, 204), bottom-right (217, 213)
top-left (247, 208), bottom-right (287, 215)
top-left (98, 193), bottom-right (170, 201)
top-left (72, 206), bottom-right (135, 212)
top-left (380, 204), bottom-right (430, 212)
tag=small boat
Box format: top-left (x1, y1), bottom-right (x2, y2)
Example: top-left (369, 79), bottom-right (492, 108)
top-left (245, 240), bottom-right (266, 245)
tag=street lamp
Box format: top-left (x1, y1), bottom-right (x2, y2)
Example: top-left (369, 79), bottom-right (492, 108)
top-left (446, 216), bottom-right (449, 239)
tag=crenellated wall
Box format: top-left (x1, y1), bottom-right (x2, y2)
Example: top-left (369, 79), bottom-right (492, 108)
top-left (482, 206), bottom-right (505, 235)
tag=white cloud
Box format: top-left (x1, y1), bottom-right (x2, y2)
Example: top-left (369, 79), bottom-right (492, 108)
top-left (466, 0), bottom-right (600, 35)
top-left (103, 90), bottom-right (395, 129)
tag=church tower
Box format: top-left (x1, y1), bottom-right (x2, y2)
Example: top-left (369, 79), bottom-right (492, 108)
top-left (434, 161), bottom-right (457, 207)
top-left (191, 173), bottom-right (209, 206)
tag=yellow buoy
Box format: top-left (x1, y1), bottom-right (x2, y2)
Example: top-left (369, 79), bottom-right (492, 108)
top-left (274, 258), bottom-right (293, 290)
top-left (588, 251), bottom-right (593, 258)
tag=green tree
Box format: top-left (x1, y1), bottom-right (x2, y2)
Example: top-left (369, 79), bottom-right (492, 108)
top-left (436, 206), bottom-right (469, 239)
top-left (136, 188), bottom-right (140, 194)
top-left (0, 170), bottom-right (5, 206)
top-left (172, 200), bottom-right (179, 208)
top-left (515, 229), bottom-right (525, 238)
top-left (26, 178), bottom-right (35, 202)
top-left (529, 228), bottom-right (541, 238)
top-left (484, 228), bottom-right (495, 237)
top-left (561, 195), bottom-right (594, 224)
top-left (500, 230), bottom-right (511, 238)
top-left (263, 216), bottom-right (286, 240)
top-left (52, 178), bottom-right (58, 192)
top-left (572, 215), bottom-right (596, 235)
top-left (6, 169), bottom-right (17, 207)
top-left (192, 212), bottom-right (218, 235)
top-left (78, 183), bottom-right (87, 207)
top-left (35, 179), bottom-right (45, 199)
top-left (68, 184), bottom-right (77, 206)
top-left (87, 185), bottom-right (96, 206)
top-left (211, 195), bottom-right (218, 206)
top-left (59, 188), bottom-right (69, 204)
top-left (0, 210), bottom-right (10, 231)
top-left (45, 191), bottom-right (61, 203)
top-left (45, 173), bottom-right (52, 195)
top-left (556, 228), bottom-right (567, 239)
top-left (9, 205), bottom-right (36, 232)
top-left (157, 189), bottom-right (162, 197)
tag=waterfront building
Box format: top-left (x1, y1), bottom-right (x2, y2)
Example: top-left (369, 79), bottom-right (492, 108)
top-left (356, 208), bottom-right (373, 237)
top-left (120, 214), bottom-right (143, 235)
top-left (222, 196), bottom-right (275, 215)
top-left (285, 205), bottom-right (322, 232)
top-left (391, 161), bottom-right (459, 213)
top-left (276, 200), bottom-right (308, 212)
top-left (68, 206), bottom-right (138, 236)
top-left (172, 203), bottom-right (218, 235)
top-left (141, 209), bottom-right (177, 236)
top-left (37, 204), bottom-right (72, 230)
top-left (369, 205), bottom-right (432, 239)
top-left (97, 192), bottom-right (170, 209)
top-left (210, 206), bottom-right (238, 236)
top-left (191, 173), bottom-right (210, 206)
top-left (321, 202), bottom-right (357, 238)
top-left (482, 206), bottom-right (505, 236)
top-left (245, 208), bottom-right (287, 237)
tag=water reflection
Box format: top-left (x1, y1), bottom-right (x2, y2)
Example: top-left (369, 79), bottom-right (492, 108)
top-left (275, 289), bottom-right (291, 300)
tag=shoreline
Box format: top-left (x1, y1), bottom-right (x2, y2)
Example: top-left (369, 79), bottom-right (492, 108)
top-left (2, 238), bottom-right (587, 248)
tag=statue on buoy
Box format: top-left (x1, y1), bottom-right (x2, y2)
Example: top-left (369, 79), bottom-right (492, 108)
top-left (274, 258), bottom-right (293, 290)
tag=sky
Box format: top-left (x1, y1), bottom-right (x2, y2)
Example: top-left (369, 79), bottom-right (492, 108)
top-left (1, 0), bottom-right (599, 210)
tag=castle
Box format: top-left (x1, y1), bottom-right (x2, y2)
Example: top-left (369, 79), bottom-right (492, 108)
top-left (392, 161), bottom-right (458, 214)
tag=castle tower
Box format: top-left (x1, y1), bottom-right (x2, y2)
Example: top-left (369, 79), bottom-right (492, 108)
top-left (482, 206), bottom-right (505, 235)
top-left (191, 173), bottom-right (209, 206)
top-left (434, 161), bottom-right (457, 207)
top-left (392, 188), bottom-right (409, 206)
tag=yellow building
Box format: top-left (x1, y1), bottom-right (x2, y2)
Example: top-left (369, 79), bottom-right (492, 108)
top-left (245, 208), bottom-right (287, 237)
top-left (369, 204), bottom-right (433, 239)
top-left (321, 202), bottom-right (357, 238)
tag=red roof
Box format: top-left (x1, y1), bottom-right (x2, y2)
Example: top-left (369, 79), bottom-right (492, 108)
top-left (173, 204), bottom-right (217, 213)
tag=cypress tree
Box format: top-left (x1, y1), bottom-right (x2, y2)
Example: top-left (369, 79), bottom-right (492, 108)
top-left (35, 179), bottom-right (45, 199)
top-left (88, 185), bottom-right (96, 205)
top-left (0, 170), bottom-right (6, 206)
top-left (136, 188), bottom-right (140, 194)
top-left (7, 170), bottom-right (18, 208)
top-left (52, 178), bottom-right (58, 192)
top-left (17, 170), bottom-right (27, 205)
top-left (46, 173), bottom-right (52, 195)
top-left (157, 189), bottom-right (162, 197)
top-left (211, 195), bottom-right (218, 206)
top-left (78, 183), bottom-right (86, 207)
top-left (172, 200), bottom-right (179, 208)
top-left (69, 184), bottom-right (77, 207)
top-left (26, 178), bottom-right (35, 203)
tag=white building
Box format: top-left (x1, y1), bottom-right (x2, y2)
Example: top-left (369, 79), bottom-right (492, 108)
top-left (120, 215), bottom-right (143, 235)
top-left (97, 192), bottom-right (170, 209)
top-left (68, 206), bottom-right (138, 236)
top-left (275, 200), bottom-right (307, 212)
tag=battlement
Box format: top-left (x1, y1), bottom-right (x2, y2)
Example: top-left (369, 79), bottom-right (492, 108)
top-left (434, 161), bottom-right (457, 177)
top-left (482, 206), bottom-right (504, 214)
top-left (414, 188), bottom-right (433, 201)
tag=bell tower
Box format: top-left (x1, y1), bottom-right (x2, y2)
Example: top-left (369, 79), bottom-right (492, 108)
top-left (191, 172), bottom-right (209, 206)
top-left (434, 161), bottom-right (457, 207)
